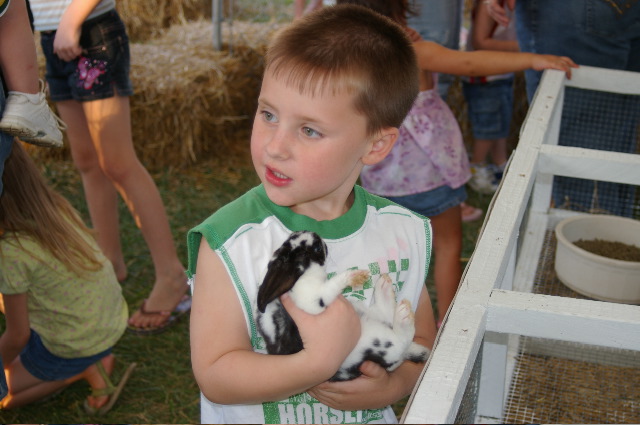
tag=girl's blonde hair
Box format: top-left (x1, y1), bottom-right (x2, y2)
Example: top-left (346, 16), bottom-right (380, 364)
top-left (0, 142), bottom-right (103, 274)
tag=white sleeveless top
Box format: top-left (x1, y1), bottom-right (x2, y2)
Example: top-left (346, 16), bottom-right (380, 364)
top-left (187, 185), bottom-right (432, 424)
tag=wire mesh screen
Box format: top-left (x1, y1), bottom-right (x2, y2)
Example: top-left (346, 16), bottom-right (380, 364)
top-left (453, 340), bottom-right (482, 424)
top-left (552, 86), bottom-right (640, 218)
top-left (503, 336), bottom-right (640, 424)
top-left (502, 209), bottom-right (640, 423)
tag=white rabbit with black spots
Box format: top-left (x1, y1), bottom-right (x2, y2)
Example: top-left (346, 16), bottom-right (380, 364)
top-left (256, 230), bottom-right (429, 382)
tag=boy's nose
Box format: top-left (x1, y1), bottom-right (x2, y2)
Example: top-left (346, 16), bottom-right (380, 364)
top-left (265, 129), bottom-right (291, 159)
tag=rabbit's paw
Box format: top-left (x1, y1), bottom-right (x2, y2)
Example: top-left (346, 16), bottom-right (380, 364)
top-left (348, 269), bottom-right (370, 290)
top-left (372, 274), bottom-right (397, 322)
top-left (393, 299), bottom-right (416, 339)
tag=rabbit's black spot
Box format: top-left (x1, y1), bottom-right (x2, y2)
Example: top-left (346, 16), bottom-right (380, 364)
top-left (373, 339), bottom-right (381, 347)
top-left (319, 299), bottom-right (325, 308)
top-left (407, 350), bottom-right (429, 363)
top-left (385, 341), bottom-right (393, 348)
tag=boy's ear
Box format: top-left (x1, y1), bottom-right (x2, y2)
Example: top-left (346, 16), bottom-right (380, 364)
top-left (362, 127), bottom-right (399, 166)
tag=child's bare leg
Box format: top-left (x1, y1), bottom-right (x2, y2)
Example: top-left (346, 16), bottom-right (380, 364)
top-left (80, 96), bottom-right (187, 328)
top-left (70, 354), bottom-right (115, 410)
top-left (470, 138), bottom-right (494, 165)
top-left (490, 137), bottom-right (508, 166)
top-left (429, 205), bottom-right (463, 324)
top-left (0, 357), bottom-right (69, 409)
top-left (55, 99), bottom-right (127, 281)
top-left (0, 0), bottom-right (39, 94)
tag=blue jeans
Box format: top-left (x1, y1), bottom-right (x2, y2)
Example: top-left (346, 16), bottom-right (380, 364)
top-left (40, 9), bottom-right (133, 102)
top-left (20, 329), bottom-right (112, 381)
top-left (0, 82), bottom-right (13, 198)
top-left (0, 75), bottom-right (11, 402)
top-left (385, 185), bottom-right (467, 217)
top-left (462, 78), bottom-right (514, 140)
top-left (515, 0), bottom-right (640, 217)
top-left (407, 0), bottom-right (462, 99)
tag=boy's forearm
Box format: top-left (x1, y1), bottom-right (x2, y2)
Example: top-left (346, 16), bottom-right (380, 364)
top-left (196, 348), bottom-right (337, 405)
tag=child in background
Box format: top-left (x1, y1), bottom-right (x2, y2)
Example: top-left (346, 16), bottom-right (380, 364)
top-left (28, 0), bottom-right (190, 333)
top-left (0, 142), bottom-right (135, 413)
top-left (337, 0), bottom-right (576, 327)
top-left (188, 5), bottom-right (436, 423)
top-left (463, 0), bottom-right (518, 194)
top-left (0, 0), bottom-right (65, 148)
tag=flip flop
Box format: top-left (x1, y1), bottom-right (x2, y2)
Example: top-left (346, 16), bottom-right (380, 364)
top-left (126, 295), bottom-right (192, 336)
top-left (84, 361), bottom-right (137, 415)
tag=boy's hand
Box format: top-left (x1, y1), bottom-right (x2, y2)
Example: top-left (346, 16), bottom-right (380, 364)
top-left (307, 361), bottom-right (393, 411)
top-left (531, 54), bottom-right (578, 79)
top-left (281, 293), bottom-right (361, 379)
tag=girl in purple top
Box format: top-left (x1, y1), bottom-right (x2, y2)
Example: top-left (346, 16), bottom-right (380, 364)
top-left (340, 0), bottom-right (576, 326)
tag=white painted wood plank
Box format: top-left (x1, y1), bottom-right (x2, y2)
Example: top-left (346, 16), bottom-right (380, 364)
top-left (513, 211), bottom-right (548, 294)
top-left (477, 331), bottom-right (509, 421)
top-left (402, 306), bottom-right (487, 424)
top-left (487, 290), bottom-right (640, 351)
top-left (563, 65), bottom-right (640, 95)
top-left (538, 145), bottom-right (640, 185)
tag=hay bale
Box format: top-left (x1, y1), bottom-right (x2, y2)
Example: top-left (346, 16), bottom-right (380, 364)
top-left (116, 0), bottom-right (213, 42)
top-left (31, 20), bottom-right (283, 167)
top-left (129, 20), bottom-right (282, 166)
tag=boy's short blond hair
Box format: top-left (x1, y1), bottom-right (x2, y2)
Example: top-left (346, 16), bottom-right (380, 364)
top-left (265, 4), bottom-right (419, 136)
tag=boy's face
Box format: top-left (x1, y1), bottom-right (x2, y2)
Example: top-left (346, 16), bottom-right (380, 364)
top-left (251, 69), bottom-right (382, 221)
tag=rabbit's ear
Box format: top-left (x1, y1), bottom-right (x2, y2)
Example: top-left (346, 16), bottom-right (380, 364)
top-left (257, 263), bottom-right (299, 312)
top-left (257, 231), bottom-right (327, 312)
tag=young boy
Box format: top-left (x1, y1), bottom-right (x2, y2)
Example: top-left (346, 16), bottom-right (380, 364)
top-left (187, 5), bottom-right (436, 424)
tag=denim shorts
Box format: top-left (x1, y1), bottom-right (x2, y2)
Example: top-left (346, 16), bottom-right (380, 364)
top-left (385, 185), bottom-right (467, 217)
top-left (40, 9), bottom-right (134, 102)
top-left (20, 329), bottom-right (112, 381)
top-left (0, 79), bottom-right (13, 197)
top-left (462, 78), bottom-right (514, 140)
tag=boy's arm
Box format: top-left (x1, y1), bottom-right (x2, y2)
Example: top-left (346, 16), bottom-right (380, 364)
top-left (53, 0), bottom-right (103, 61)
top-left (307, 286), bottom-right (436, 410)
top-left (190, 238), bottom-right (361, 405)
top-left (0, 293), bottom-right (31, 367)
top-left (471, 3), bottom-right (519, 52)
top-left (414, 40), bottom-right (577, 78)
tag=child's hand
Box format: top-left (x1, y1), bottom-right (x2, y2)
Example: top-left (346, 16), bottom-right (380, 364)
top-left (405, 27), bottom-right (422, 43)
top-left (281, 293), bottom-right (361, 378)
top-left (307, 361), bottom-right (392, 411)
top-left (53, 24), bottom-right (83, 62)
top-left (531, 54), bottom-right (579, 79)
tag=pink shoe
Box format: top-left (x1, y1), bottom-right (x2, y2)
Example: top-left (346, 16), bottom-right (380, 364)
top-left (461, 202), bottom-right (483, 222)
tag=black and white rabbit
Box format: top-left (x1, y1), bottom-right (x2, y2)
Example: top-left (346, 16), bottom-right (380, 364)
top-left (256, 231), bottom-right (429, 382)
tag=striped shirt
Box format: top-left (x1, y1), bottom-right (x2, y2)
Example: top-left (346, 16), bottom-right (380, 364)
top-left (30, 0), bottom-right (116, 32)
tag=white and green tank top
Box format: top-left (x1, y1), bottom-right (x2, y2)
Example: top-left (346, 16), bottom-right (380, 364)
top-left (187, 185), bottom-right (432, 424)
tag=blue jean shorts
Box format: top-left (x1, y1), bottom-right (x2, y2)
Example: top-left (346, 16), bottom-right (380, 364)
top-left (20, 329), bottom-right (112, 381)
top-left (385, 185), bottom-right (467, 217)
top-left (40, 9), bottom-right (134, 102)
top-left (463, 78), bottom-right (514, 140)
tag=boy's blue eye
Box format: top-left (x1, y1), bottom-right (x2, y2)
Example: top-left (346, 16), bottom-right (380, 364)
top-left (262, 111), bottom-right (277, 123)
top-left (303, 127), bottom-right (321, 137)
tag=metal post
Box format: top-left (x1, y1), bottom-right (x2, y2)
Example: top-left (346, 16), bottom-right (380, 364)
top-left (212, 0), bottom-right (222, 50)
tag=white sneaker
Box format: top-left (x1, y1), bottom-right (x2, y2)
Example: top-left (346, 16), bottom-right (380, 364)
top-left (0, 80), bottom-right (66, 148)
top-left (468, 164), bottom-right (498, 194)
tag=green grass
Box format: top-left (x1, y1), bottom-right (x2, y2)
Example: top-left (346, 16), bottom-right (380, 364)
top-left (0, 137), bottom-right (492, 423)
